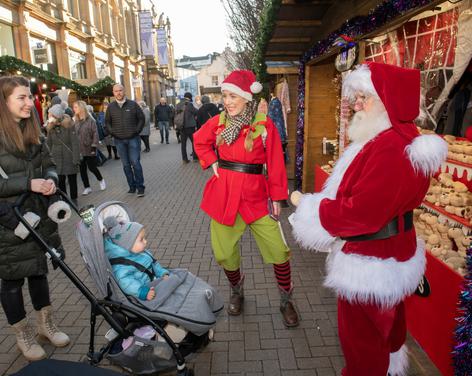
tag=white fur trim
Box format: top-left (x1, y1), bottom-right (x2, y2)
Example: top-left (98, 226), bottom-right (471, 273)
top-left (250, 81), bottom-right (263, 94)
top-left (291, 193), bottom-right (335, 251)
top-left (342, 64), bottom-right (379, 101)
top-left (321, 142), bottom-right (365, 198)
top-left (221, 82), bottom-right (252, 101)
top-left (388, 345), bottom-right (409, 376)
top-left (48, 200), bottom-right (72, 224)
top-left (405, 134), bottom-right (448, 177)
top-left (324, 239), bottom-right (426, 308)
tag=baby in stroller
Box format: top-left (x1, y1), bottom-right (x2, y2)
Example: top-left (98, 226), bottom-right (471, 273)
top-left (103, 216), bottom-right (169, 302)
top-left (100, 213), bottom-right (223, 337)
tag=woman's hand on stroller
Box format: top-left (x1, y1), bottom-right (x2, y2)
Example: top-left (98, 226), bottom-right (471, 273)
top-left (147, 287), bottom-right (155, 300)
top-left (30, 179), bottom-right (56, 196)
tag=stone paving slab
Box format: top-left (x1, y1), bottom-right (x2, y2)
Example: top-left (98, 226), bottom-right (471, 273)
top-left (0, 128), bottom-right (440, 375)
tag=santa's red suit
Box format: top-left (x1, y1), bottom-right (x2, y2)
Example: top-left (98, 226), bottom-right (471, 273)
top-left (291, 63), bottom-right (448, 375)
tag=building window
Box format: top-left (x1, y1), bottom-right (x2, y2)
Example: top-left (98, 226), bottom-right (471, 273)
top-left (67, 0), bottom-right (77, 18)
top-left (0, 22), bottom-right (15, 57)
top-left (211, 75), bottom-right (218, 86)
top-left (69, 50), bottom-right (87, 79)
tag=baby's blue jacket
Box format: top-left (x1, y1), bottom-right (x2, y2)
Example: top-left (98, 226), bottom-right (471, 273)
top-left (104, 238), bottom-right (169, 300)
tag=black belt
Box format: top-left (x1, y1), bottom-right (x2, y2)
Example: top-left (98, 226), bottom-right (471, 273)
top-left (341, 211), bottom-right (413, 242)
top-left (218, 159), bottom-right (264, 174)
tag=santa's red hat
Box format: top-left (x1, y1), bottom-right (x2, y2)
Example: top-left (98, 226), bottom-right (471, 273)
top-left (221, 70), bottom-right (263, 101)
top-left (343, 62), bottom-right (447, 177)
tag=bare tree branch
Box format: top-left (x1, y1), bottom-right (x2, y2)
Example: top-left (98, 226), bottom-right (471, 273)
top-left (221, 0), bottom-right (267, 70)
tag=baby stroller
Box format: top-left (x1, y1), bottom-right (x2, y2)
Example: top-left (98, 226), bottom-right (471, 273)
top-left (13, 192), bottom-right (223, 375)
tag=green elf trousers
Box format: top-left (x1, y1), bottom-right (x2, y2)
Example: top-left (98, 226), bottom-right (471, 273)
top-left (210, 214), bottom-right (290, 271)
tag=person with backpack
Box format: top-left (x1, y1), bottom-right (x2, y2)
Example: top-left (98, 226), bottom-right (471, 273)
top-left (175, 92), bottom-right (198, 163)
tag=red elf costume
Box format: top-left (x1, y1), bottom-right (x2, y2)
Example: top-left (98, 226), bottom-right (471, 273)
top-left (194, 70), bottom-right (299, 327)
top-left (290, 62), bottom-right (448, 375)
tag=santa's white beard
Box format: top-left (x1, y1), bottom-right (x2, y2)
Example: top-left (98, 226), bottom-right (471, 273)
top-left (348, 101), bottom-right (392, 144)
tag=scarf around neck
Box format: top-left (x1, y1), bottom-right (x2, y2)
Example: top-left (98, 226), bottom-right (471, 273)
top-left (220, 101), bottom-right (258, 145)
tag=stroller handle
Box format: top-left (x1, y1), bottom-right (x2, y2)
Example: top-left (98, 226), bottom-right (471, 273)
top-left (12, 190), bottom-right (130, 339)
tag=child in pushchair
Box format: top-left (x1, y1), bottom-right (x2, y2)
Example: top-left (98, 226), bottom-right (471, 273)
top-left (76, 200), bottom-right (224, 374)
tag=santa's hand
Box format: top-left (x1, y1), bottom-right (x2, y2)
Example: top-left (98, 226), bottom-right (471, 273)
top-left (290, 191), bottom-right (303, 207)
top-left (212, 162), bottom-right (219, 178)
top-left (146, 287), bottom-right (155, 300)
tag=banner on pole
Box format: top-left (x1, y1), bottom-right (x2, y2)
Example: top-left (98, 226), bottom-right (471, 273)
top-left (156, 28), bottom-right (168, 65)
top-left (139, 11), bottom-right (154, 56)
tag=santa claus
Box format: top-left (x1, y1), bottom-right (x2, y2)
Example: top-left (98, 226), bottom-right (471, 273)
top-left (290, 62), bottom-right (448, 375)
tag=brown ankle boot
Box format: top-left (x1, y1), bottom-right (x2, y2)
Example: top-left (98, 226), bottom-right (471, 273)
top-left (227, 276), bottom-right (244, 316)
top-left (279, 286), bottom-right (299, 327)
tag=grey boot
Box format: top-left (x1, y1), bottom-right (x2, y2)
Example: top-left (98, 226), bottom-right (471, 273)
top-left (279, 286), bottom-right (299, 327)
top-left (227, 275), bottom-right (244, 316)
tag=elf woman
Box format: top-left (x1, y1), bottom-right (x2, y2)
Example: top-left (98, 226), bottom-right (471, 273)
top-left (194, 70), bottom-right (298, 327)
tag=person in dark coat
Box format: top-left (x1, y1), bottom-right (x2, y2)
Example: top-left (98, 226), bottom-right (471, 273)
top-left (175, 92), bottom-right (198, 163)
top-left (196, 95), bottom-right (219, 129)
top-left (0, 76), bottom-right (70, 362)
top-left (45, 105), bottom-right (80, 204)
top-left (105, 84), bottom-right (146, 196)
top-left (153, 97), bottom-right (172, 144)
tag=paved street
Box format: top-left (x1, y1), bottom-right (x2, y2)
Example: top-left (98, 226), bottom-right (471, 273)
top-left (0, 129), bottom-right (438, 375)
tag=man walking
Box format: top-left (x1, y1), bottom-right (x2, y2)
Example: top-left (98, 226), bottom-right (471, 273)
top-left (175, 92), bottom-right (198, 163)
top-left (154, 97), bottom-right (172, 144)
top-left (105, 84), bottom-right (146, 197)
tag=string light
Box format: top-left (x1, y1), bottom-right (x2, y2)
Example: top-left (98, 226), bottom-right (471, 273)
top-left (42, 84), bottom-right (47, 89)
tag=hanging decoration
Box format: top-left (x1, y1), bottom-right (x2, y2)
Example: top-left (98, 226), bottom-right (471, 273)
top-left (0, 55), bottom-right (115, 96)
top-left (453, 245), bottom-right (472, 376)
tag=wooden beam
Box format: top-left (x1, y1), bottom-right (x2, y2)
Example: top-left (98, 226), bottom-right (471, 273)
top-left (266, 50), bottom-right (303, 56)
top-left (265, 56), bottom-right (301, 61)
top-left (282, 0), bottom-right (333, 4)
top-left (267, 66), bottom-right (299, 74)
top-left (277, 20), bottom-right (322, 27)
top-left (270, 37), bottom-right (311, 43)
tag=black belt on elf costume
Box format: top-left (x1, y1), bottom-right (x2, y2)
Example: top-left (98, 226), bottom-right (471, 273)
top-left (218, 159), bottom-right (264, 174)
top-left (340, 211), bottom-right (413, 242)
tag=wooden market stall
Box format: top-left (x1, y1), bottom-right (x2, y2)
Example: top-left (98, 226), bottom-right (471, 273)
top-left (259, 1), bottom-right (472, 375)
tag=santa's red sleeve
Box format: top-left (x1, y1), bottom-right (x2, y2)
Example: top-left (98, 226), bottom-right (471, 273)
top-left (319, 145), bottom-right (408, 238)
top-left (264, 118), bottom-right (288, 201)
top-left (193, 118), bottom-right (218, 170)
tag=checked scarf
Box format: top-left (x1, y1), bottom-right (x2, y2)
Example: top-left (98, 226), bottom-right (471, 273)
top-left (220, 101), bottom-right (258, 145)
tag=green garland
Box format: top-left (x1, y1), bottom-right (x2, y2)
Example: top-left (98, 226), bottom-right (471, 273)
top-left (0, 55), bottom-right (115, 96)
top-left (252, 0), bottom-right (282, 82)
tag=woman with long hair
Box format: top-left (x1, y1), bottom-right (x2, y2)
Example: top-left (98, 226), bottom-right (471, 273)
top-left (194, 70), bottom-right (299, 327)
top-left (0, 76), bottom-right (70, 361)
top-left (73, 100), bottom-right (106, 195)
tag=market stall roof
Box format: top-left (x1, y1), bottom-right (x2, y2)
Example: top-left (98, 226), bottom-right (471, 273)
top-left (263, 0), bottom-right (385, 62)
top-left (260, 0), bottom-right (445, 65)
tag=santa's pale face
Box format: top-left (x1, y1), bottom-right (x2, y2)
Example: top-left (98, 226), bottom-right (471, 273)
top-left (222, 90), bottom-right (248, 116)
top-left (348, 96), bottom-right (391, 143)
top-left (352, 91), bottom-right (376, 113)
